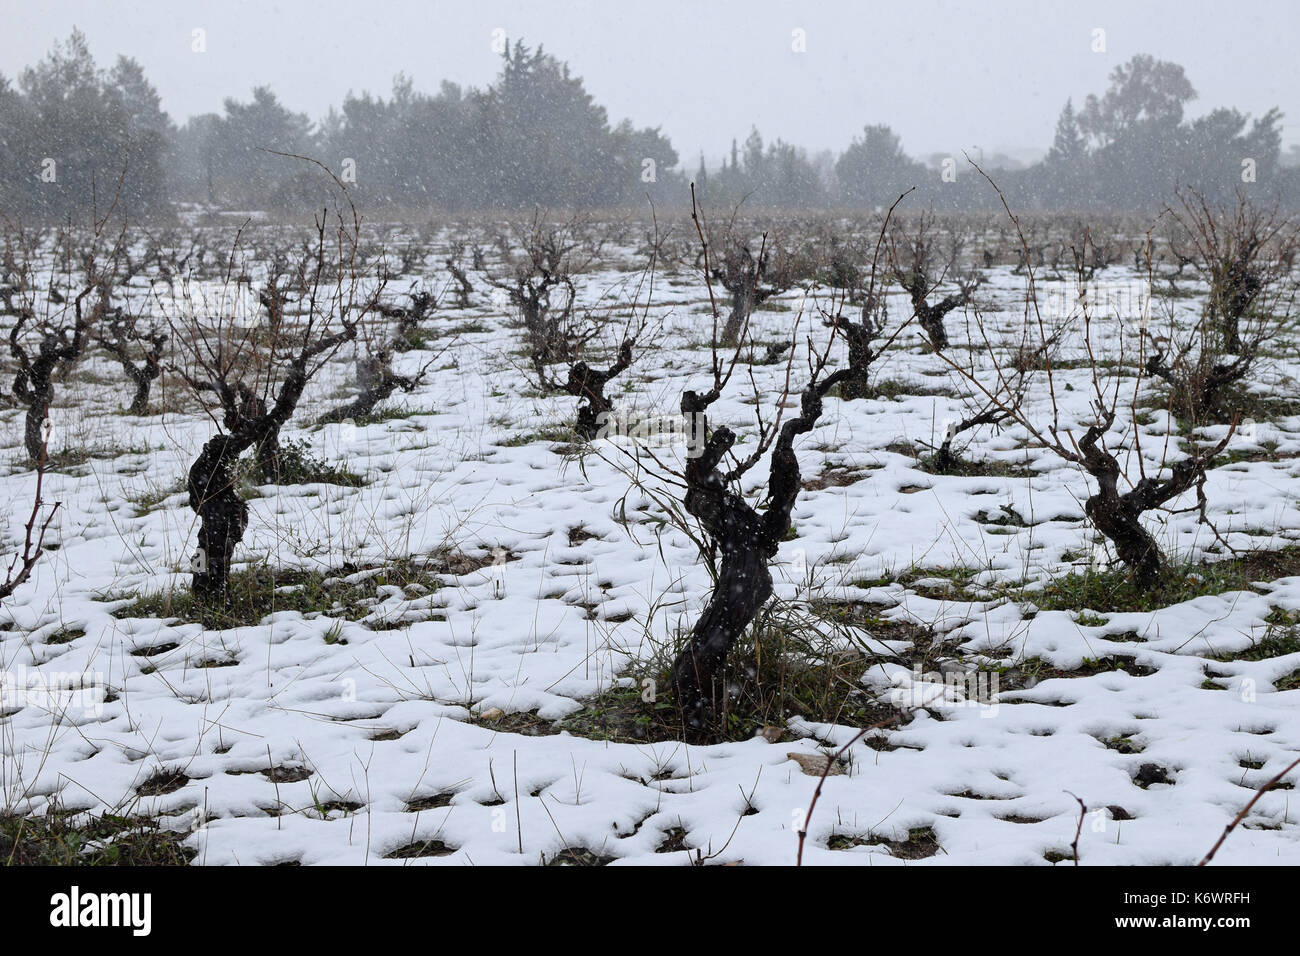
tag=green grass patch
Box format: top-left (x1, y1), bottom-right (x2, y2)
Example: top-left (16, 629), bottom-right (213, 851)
top-left (847, 378), bottom-right (957, 401)
top-left (851, 564), bottom-right (997, 602)
top-left (917, 453), bottom-right (1035, 479)
top-left (109, 558), bottom-right (444, 630)
top-left (828, 825), bottom-right (940, 858)
top-left (496, 425), bottom-right (577, 447)
top-left (1191, 384), bottom-right (1300, 426)
top-left (988, 654), bottom-right (1155, 690)
top-left (556, 603), bottom-right (901, 744)
top-left (0, 811), bottom-right (195, 866)
top-left (1032, 547), bottom-right (1300, 613)
top-left (1213, 440), bottom-right (1287, 466)
top-left (43, 442), bottom-right (158, 474)
top-left (1213, 613), bottom-right (1300, 663)
top-left (349, 404), bottom-right (438, 427)
top-left (127, 478), bottom-right (188, 516)
top-left (447, 320), bottom-right (491, 336)
top-left (45, 626), bottom-right (86, 646)
top-left (243, 438), bottom-right (365, 487)
top-left (384, 839), bottom-right (455, 859)
top-left (545, 847), bottom-right (615, 866)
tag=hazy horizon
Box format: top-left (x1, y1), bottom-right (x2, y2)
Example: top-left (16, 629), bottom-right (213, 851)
top-left (3, 0), bottom-right (1298, 165)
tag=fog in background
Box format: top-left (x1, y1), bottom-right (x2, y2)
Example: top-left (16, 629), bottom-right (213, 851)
top-left (3, 0), bottom-right (1299, 216)
top-left (3, 0), bottom-right (1297, 159)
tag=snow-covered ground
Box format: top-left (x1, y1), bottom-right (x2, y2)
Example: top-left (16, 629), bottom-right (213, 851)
top-left (3, 225), bottom-right (1299, 865)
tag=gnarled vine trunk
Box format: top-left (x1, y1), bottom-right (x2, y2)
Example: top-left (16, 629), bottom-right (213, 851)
top-left (187, 435), bottom-right (250, 599)
top-left (11, 288), bottom-right (99, 462)
top-left (1082, 464), bottom-right (1163, 589)
top-left (670, 440), bottom-right (776, 727)
top-left (1077, 418), bottom-right (1223, 589)
top-left (671, 370), bottom-right (846, 730)
top-left (15, 352), bottom-right (57, 463)
top-left (563, 341), bottom-right (632, 439)
top-left (721, 284), bottom-right (761, 347)
top-left (316, 353), bottom-right (429, 426)
top-left (917, 303), bottom-right (952, 350)
top-left (835, 304), bottom-right (882, 400)
top-left (186, 331), bottom-right (349, 598)
top-left (98, 320), bottom-right (166, 415)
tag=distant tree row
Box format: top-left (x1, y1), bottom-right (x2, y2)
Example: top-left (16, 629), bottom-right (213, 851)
top-left (2, 33), bottom-right (1298, 219)
top-left (0, 30), bottom-right (171, 219)
top-left (1014, 55), bottom-right (1286, 211)
top-left (171, 41), bottom-right (681, 211)
top-left (699, 56), bottom-right (1292, 211)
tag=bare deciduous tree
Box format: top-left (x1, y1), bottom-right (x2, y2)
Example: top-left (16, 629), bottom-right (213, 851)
top-left (1, 426), bottom-right (60, 604)
top-left (940, 166), bottom-right (1235, 587)
top-left (376, 287), bottom-right (436, 351)
top-left (708, 234), bottom-right (811, 346)
top-left (96, 308), bottom-right (168, 414)
top-left (889, 211), bottom-right (981, 351)
top-left (166, 167), bottom-right (380, 600)
top-left (7, 223), bottom-right (120, 462)
top-left (444, 241), bottom-right (475, 309)
top-left (315, 302), bottom-right (446, 426)
top-left (662, 189), bottom-right (905, 730)
top-left (483, 215), bottom-right (600, 379)
top-left (1145, 190), bottom-right (1299, 421)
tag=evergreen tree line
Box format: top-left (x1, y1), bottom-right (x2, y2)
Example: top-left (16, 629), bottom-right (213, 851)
top-left (2, 32), bottom-right (1297, 220)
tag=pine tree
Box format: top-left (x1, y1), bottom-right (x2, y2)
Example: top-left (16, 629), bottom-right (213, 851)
top-left (1047, 98), bottom-right (1086, 166)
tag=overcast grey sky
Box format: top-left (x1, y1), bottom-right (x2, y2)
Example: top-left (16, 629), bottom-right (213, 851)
top-left (3, 0), bottom-right (1297, 163)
